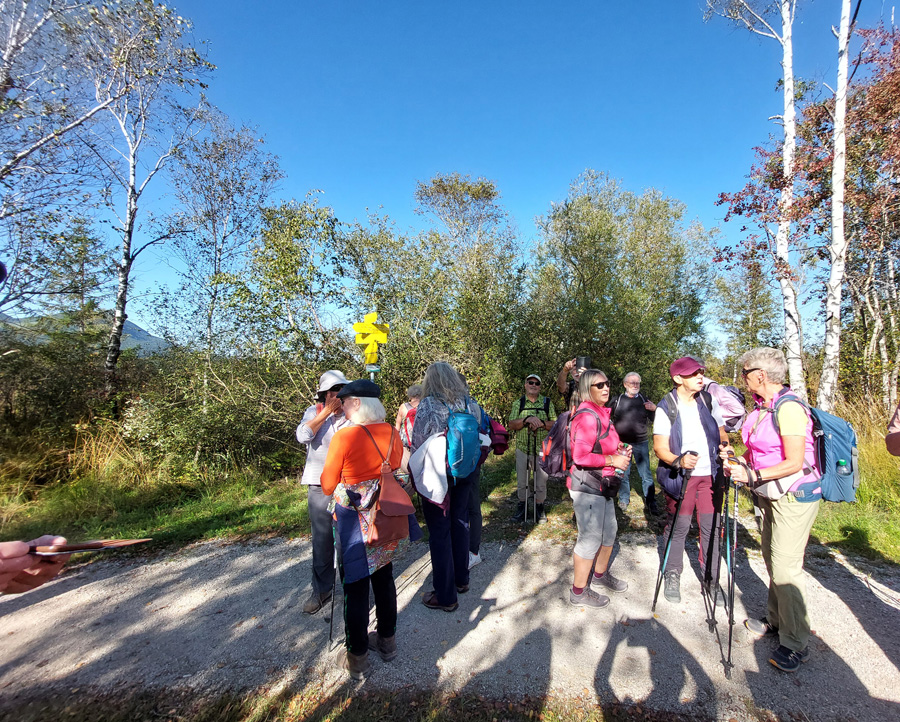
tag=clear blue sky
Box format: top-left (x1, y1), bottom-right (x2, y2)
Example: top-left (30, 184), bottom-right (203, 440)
top-left (133, 0), bottom-right (893, 329)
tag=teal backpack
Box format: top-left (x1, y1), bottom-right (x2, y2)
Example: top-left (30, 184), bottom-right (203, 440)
top-left (442, 397), bottom-right (481, 480)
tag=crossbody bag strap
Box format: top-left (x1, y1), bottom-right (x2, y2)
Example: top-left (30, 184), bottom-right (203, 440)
top-left (359, 424), bottom-right (395, 467)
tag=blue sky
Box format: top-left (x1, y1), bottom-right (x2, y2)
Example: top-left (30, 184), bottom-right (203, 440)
top-left (132, 0), bottom-right (892, 329)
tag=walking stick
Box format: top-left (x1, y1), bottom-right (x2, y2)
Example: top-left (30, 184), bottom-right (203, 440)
top-left (529, 428), bottom-right (537, 524)
top-left (652, 451), bottom-right (698, 612)
top-left (703, 473), bottom-right (728, 632)
top-left (724, 455), bottom-right (748, 679)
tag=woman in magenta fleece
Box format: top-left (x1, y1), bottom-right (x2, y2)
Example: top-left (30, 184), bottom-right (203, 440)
top-left (567, 369), bottom-right (632, 609)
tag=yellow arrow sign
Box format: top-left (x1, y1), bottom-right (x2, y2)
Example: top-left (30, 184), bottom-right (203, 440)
top-left (353, 311), bottom-right (389, 364)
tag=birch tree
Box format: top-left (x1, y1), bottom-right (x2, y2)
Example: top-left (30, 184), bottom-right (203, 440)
top-left (76, 0), bottom-right (212, 386)
top-left (166, 107), bottom-right (282, 356)
top-left (816, 0), bottom-right (854, 411)
top-left (706, 0), bottom-right (808, 399)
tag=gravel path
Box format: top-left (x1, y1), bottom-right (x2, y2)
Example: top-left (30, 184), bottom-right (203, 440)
top-left (1, 520), bottom-right (899, 721)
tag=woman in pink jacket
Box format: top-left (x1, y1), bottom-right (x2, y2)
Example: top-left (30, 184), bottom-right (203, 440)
top-left (567, 369), bottom-right (632, 609)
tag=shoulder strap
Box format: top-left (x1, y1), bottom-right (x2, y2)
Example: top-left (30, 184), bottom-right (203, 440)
top-left (360, 424), bottom-right (395, 465)
top-left (663, 390), bottom-right (678, 428)
top-left (518, 396), bottom-right (526, 415)
top-left (543, 396), bottom-right (550, 417)
top-left (770, 390), bottom-right (808, 437)
top-left (572, 407), bottom-right (611, 448)
top-left (699, 389), bottom-right (712, 410)
top-left (609, 394), bottom-right (620, 422)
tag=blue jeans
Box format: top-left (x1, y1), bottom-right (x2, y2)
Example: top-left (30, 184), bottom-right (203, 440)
top-left (617, 440), bottom-right (654, 505)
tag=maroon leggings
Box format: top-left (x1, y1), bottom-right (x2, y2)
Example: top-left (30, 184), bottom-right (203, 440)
top-left (663, 474), bottom-right (721, 579)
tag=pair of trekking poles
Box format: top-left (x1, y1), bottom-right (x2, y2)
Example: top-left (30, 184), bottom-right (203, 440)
top-left (651, 450), bottom-right (742, 679)
top-left (522, 428), bottom-right (539, 524)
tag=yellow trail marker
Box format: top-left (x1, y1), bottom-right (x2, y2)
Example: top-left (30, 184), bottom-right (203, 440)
top-left (353, 311), bottom-right (389, 365)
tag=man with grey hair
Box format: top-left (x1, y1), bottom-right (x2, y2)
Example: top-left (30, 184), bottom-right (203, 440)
top-left (608, 372), bottom-right (658, 513)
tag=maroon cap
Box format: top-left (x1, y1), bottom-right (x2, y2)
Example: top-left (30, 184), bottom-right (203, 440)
top-left (669, 356), bottom-right (704, 379)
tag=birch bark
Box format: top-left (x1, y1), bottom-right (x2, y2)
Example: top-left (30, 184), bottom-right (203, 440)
top-left (816, 0), bottom-right (853, 412)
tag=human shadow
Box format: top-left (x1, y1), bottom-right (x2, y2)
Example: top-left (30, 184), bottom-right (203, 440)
top-left (804, 525), bottom-right (900, 672)
top-left (594, 616), bottom-right (717, 720)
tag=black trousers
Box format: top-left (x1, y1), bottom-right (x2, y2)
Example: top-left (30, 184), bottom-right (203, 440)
top-left (343, 563), bottom-right (397, 655)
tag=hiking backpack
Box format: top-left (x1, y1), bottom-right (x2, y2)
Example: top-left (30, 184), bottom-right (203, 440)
top-left (539, 410), bottom-right (572, 479)
top-left (518, 395), bottom-right (551, 419)
top-left (705, 381), bottom-right (748, 433)
top-left (661, 389), bottom-right (714, 427)
top-left (442, 397), bottom-right (481, 479)
top-left (771, 393), bottom-right (860, 503)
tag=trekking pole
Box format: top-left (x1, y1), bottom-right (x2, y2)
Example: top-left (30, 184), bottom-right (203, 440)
top-left (328, 543), bottom-right (339, 648)
top-left (703, 475), bottom-right (729, 633)
top-left (652, 451), bottom-right (698, 612)
top-left (724, 457), bottom-right (746, 679)
top-left (529, 428), bottom-right (537, 524)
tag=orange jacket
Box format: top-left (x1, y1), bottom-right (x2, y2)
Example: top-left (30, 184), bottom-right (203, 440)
top-left (320, 422), bottom-right (403, 494)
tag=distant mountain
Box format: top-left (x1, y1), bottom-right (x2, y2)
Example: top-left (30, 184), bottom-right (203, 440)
top-left (0, 312), bottom-right (169, 356)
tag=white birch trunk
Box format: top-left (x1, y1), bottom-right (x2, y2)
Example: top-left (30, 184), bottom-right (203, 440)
top-left (776, 0), bottom-right (807, 400)
top-left (816, 0), bottom-right (853, 412)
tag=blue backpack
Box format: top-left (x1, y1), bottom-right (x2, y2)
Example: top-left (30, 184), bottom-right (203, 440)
top-left (772, 393), bottom-right (860, 503)
top-left (442, 398), bottom-right (481, 479)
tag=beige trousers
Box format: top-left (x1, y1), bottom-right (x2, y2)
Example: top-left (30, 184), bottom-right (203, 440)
top-left (759, 494), bottom-right (821, 652)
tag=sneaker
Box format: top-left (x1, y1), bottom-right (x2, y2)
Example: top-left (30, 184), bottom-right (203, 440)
top-left (456, 583), bottom-right (469, 594)
top-left (422, 591), bottom-right (458, 612)
top-left (569, 587), bottom-right (610, 608)
top-left (618, 498), bottom-right (629, 511)
top-left (663, 571), bottom-right (681, 604)
top-left (341, 650), bottom-right (371, 680)
top-left (769, 644), bottom-right (810, 672)
top-left (367, 631), bottom-right (398, 662)
top-left (536, 503), bottom-right (547, 524)
top-left (468, 551), bottom-right (482, 569)
top-left (302, 590), bottom-right (331, 615)
top-left (513, 501), bottom-right (527, 522)
top-left (592, 571), bottom-right (628, 593)
top-left (744, 617), bottom-right (779, 637)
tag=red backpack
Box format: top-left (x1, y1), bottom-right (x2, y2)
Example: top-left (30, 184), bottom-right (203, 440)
top-left (399, 405), bottom-right (417, 447)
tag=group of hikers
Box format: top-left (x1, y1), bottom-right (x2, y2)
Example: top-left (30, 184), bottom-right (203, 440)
top-left (3, 346), bottom-right (898, 688)
top-left (292, 348), bottom-right (873, 680)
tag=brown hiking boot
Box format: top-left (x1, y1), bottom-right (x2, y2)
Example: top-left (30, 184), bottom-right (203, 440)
top-left (368, 631), bottom-right (398, 661)
top-left (341, 650), bottom-right (371, 680)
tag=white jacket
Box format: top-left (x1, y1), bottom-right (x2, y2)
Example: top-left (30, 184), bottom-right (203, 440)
top-left (409, 432), bottom-right (448, 504)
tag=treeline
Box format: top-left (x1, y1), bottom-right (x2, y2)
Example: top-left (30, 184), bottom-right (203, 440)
top-left (1, 0), bottom-right (898, 491)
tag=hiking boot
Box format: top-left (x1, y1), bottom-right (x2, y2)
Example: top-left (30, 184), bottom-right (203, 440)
top-left (468, 551), bottom-right (482, 569)
top-left (663, 571), bottom-right (681, 603)
top-left (618, 497), bottom-right (629, 511)
top-left (769, 645), bottom-right (810, 672)
top-left (569, 587), bottom-right (610, 609)
top-left (513, 501), bottom-right (527, 522)
top-left (367, 631), bottom-right (398, 662)
top-left (744, 617), bottom-right (779, 637)
top-left (645, 488), bottom-right (660, 515)
top-left (536, 503), bottom-right (547, 524)
top-left (302, 590), bottom-right (331, 615)
top-left (592, 570), bottom-right (628, 593)
top-left (422, 591), bottom-right (458, 612)
top-left (456, 583), bottom-right (469, 594)
top-left (342, 650), bottom-right (371, 680)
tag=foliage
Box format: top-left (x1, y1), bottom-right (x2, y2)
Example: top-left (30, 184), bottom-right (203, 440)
top-left (522, 171), bottom-right (708, 401)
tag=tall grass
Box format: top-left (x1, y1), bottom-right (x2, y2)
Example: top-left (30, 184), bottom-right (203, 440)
top-left (0, 420), bottom-right (310, 547)
top-left (811, 398), bottom-right (900, 562)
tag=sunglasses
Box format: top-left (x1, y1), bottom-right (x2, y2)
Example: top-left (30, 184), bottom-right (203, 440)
top-left (526, 380), bottom-right (541, 386)
top-left (741, 367), bottom-right (761, 378)
top-left (591, 381), bottom-right (610, 389)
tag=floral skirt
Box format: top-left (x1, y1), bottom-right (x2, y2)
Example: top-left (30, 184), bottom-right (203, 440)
top-left (330, 477), bottom-right (422, 584)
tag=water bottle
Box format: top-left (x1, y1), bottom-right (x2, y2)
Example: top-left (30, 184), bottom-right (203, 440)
top-left (837, 459), bottom-right (852, 476)
top-left (614, 444), bottom-right (631, 479)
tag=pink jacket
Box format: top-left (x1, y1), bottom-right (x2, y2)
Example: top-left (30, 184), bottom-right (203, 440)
top-left (569, 400), bottom-right (620, 472)
top-left (887, 401), bottom-right (900, 456)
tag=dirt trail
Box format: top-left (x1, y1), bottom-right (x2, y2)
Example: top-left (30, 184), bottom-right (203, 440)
top-left (1, 524), bottom-right (899, 721)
